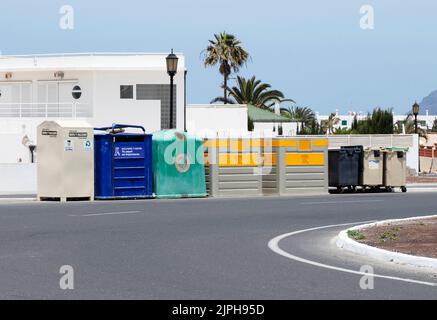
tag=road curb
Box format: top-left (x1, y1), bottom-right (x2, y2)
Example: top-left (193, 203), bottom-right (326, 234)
top-left (336, 215), bottom-right (437, 270)
top-left (0, 198), bottom-right (36, 202)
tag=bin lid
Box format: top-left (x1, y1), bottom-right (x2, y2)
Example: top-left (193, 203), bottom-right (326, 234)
top-left (152, 129), bottom-right (202, 142)
top-left (39, 120), bottom-right (92, 129)
top-left (94, 124), bottom-right (148, 135)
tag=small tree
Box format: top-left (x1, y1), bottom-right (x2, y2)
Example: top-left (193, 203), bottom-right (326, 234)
top-left (334, 127), bottom-right (353, 135)
top-left (394, 113), bottom-right (427, 140)
top-left (351, 108), bottom-right (393, 134)
top-left (351, 115), bottom-right (358, 131)
top-left (432, 119), bottom-right (437, 132)
top-left (368, 108), bottom-right (393, 134)
top-left (323, 113), bottom-right (340, 134)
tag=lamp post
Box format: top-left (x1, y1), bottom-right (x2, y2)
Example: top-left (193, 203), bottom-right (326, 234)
top-left (412, 102), bottom-right (419, 134)
top-left (166, 49), bottom-right (178, 129)
top-left (412, 101), bottom-right (420, 173)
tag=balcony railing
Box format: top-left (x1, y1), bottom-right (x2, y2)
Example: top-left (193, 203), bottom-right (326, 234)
top-left (0, 102), bottom-right (92, 118)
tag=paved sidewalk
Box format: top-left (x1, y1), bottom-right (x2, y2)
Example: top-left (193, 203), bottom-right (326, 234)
top-left (406, 183), bottom-right (437, 190)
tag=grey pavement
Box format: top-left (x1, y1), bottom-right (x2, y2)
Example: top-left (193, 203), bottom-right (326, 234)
top-left (0, 192), bottom-right (437, 299)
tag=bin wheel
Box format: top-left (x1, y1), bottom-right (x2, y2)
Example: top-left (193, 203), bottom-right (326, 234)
top-left (386, 187), bottom-right (393, 192)
top-left (347, 186), bottom-right (355, 193)
top-left (401, 186), bottom-right (407, 193)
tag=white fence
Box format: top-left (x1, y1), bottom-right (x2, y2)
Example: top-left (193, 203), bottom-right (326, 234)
top-left (0, 102), bottom-right (92, 118)
top-left (327, 134), bottom-right (415, 149)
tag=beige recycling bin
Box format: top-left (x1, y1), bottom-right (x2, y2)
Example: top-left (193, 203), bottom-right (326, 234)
top-left (362, 149), bottom-right (384, 187)
top-left (383, 148), bottom-right (407, 192)
top-left (37, 120), bottom-right (94, 202)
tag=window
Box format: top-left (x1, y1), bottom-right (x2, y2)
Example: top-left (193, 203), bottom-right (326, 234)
top-left (120, 85), bottom-right (134, 99)
top-left (0, 82), bottom-right (32, 117)
top-left (72, 85), bottom-right (82, 99)
top-left (341, 120), bottom-right (348, 126)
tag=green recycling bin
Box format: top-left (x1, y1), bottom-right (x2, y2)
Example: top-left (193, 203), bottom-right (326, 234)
top-left (152, 130), bottom-right (207, 198)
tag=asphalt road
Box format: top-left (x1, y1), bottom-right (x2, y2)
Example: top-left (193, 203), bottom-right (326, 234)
top-left (0, 192), bottom-right (437, 299)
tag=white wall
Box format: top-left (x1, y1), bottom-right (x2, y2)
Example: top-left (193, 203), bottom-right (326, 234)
top-left (186, 104), bottom-right (248, 136)
top-left (0, 118), bottom-right (43, 163)
top-left (407, 134), bottom-right (419, 174)
top-left (0, 163), bottom-right (36, 194)
top-left (93, 70), bottom-right (185, 131)
top-left (253, 122), bottom-right (297, 136)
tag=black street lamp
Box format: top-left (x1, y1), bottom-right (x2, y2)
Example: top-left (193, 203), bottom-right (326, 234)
top-left (412, 101), bottom-right (420, 134)
top-left (166, 49), bottom-right (178, 129)
top-left (412, 101), bottom-right (420, 173)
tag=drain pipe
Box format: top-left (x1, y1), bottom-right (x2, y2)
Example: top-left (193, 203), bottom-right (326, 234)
top-left (29, 145), bottom-right (36, 163)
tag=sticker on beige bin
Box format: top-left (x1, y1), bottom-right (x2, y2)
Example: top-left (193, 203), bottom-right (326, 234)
top-left (175, 154), bottom-right (191, 173)
top-left (83, 139), bottom-right (92, 152)
top-left (368, 160), bottom-right (380, 169)
top-left (64, 139), bottom-right (74, 152)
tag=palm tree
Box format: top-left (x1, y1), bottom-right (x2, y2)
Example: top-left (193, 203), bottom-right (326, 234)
top-left (281, 106), bottom-right (316, 133)
top-left (322, 113), bottom-right (340, 134)
top-left (203, 32), bottom-right (250, 104)
top-left (394, 113), bottom-right (427, 140)
top-left (211, 76), bottom-right (293, 108)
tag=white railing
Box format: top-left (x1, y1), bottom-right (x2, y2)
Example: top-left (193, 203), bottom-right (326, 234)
top-left (0, 102), bottom-right (92, 118)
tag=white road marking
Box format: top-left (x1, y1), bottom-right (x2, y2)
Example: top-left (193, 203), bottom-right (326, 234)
top-left (301, 200), bottom-right (384, 205)
top-left (268, 221), bottom-right (437, 287)
top-left (71, 210), bottom-right (142, 217)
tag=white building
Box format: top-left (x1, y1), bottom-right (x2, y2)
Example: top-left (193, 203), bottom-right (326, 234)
top-left (317, 110), bottom-right (437, 132)
top-left (186, 104), bottom-right (298, 138)
top-left (0, 52), bottom-right (186, 164)
top-left (187, 104), bottom-right (248, 137)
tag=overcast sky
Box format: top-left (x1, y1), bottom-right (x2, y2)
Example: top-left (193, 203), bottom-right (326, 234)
top-left (0, 0), bottom-right (436, 114)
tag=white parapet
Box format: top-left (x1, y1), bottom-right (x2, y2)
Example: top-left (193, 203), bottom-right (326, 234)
top-left (0, 163), bottom-right (36, 194)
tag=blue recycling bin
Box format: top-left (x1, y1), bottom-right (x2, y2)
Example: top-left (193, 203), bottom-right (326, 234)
top-left (94, 124), bottom-right (153, 199)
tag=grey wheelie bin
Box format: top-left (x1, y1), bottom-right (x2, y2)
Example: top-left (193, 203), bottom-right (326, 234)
top-left (362, 148), bottom-right (384, 190)
top-left (328, 146), bottom-right (363, 192)
top-left (382, 147), bottom-right (408, 192)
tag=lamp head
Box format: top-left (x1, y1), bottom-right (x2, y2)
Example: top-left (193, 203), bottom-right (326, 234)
top-left (166, 49), bottom-right (178, 76)
top-left (412, 102), bottom-right (420, 116)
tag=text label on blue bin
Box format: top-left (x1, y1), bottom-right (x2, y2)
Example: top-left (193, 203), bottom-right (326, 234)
top-left (114, 143), bottom-right (145, 158)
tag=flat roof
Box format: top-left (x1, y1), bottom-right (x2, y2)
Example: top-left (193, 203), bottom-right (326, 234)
top-left (0, 52), bottom-right (186, 72)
